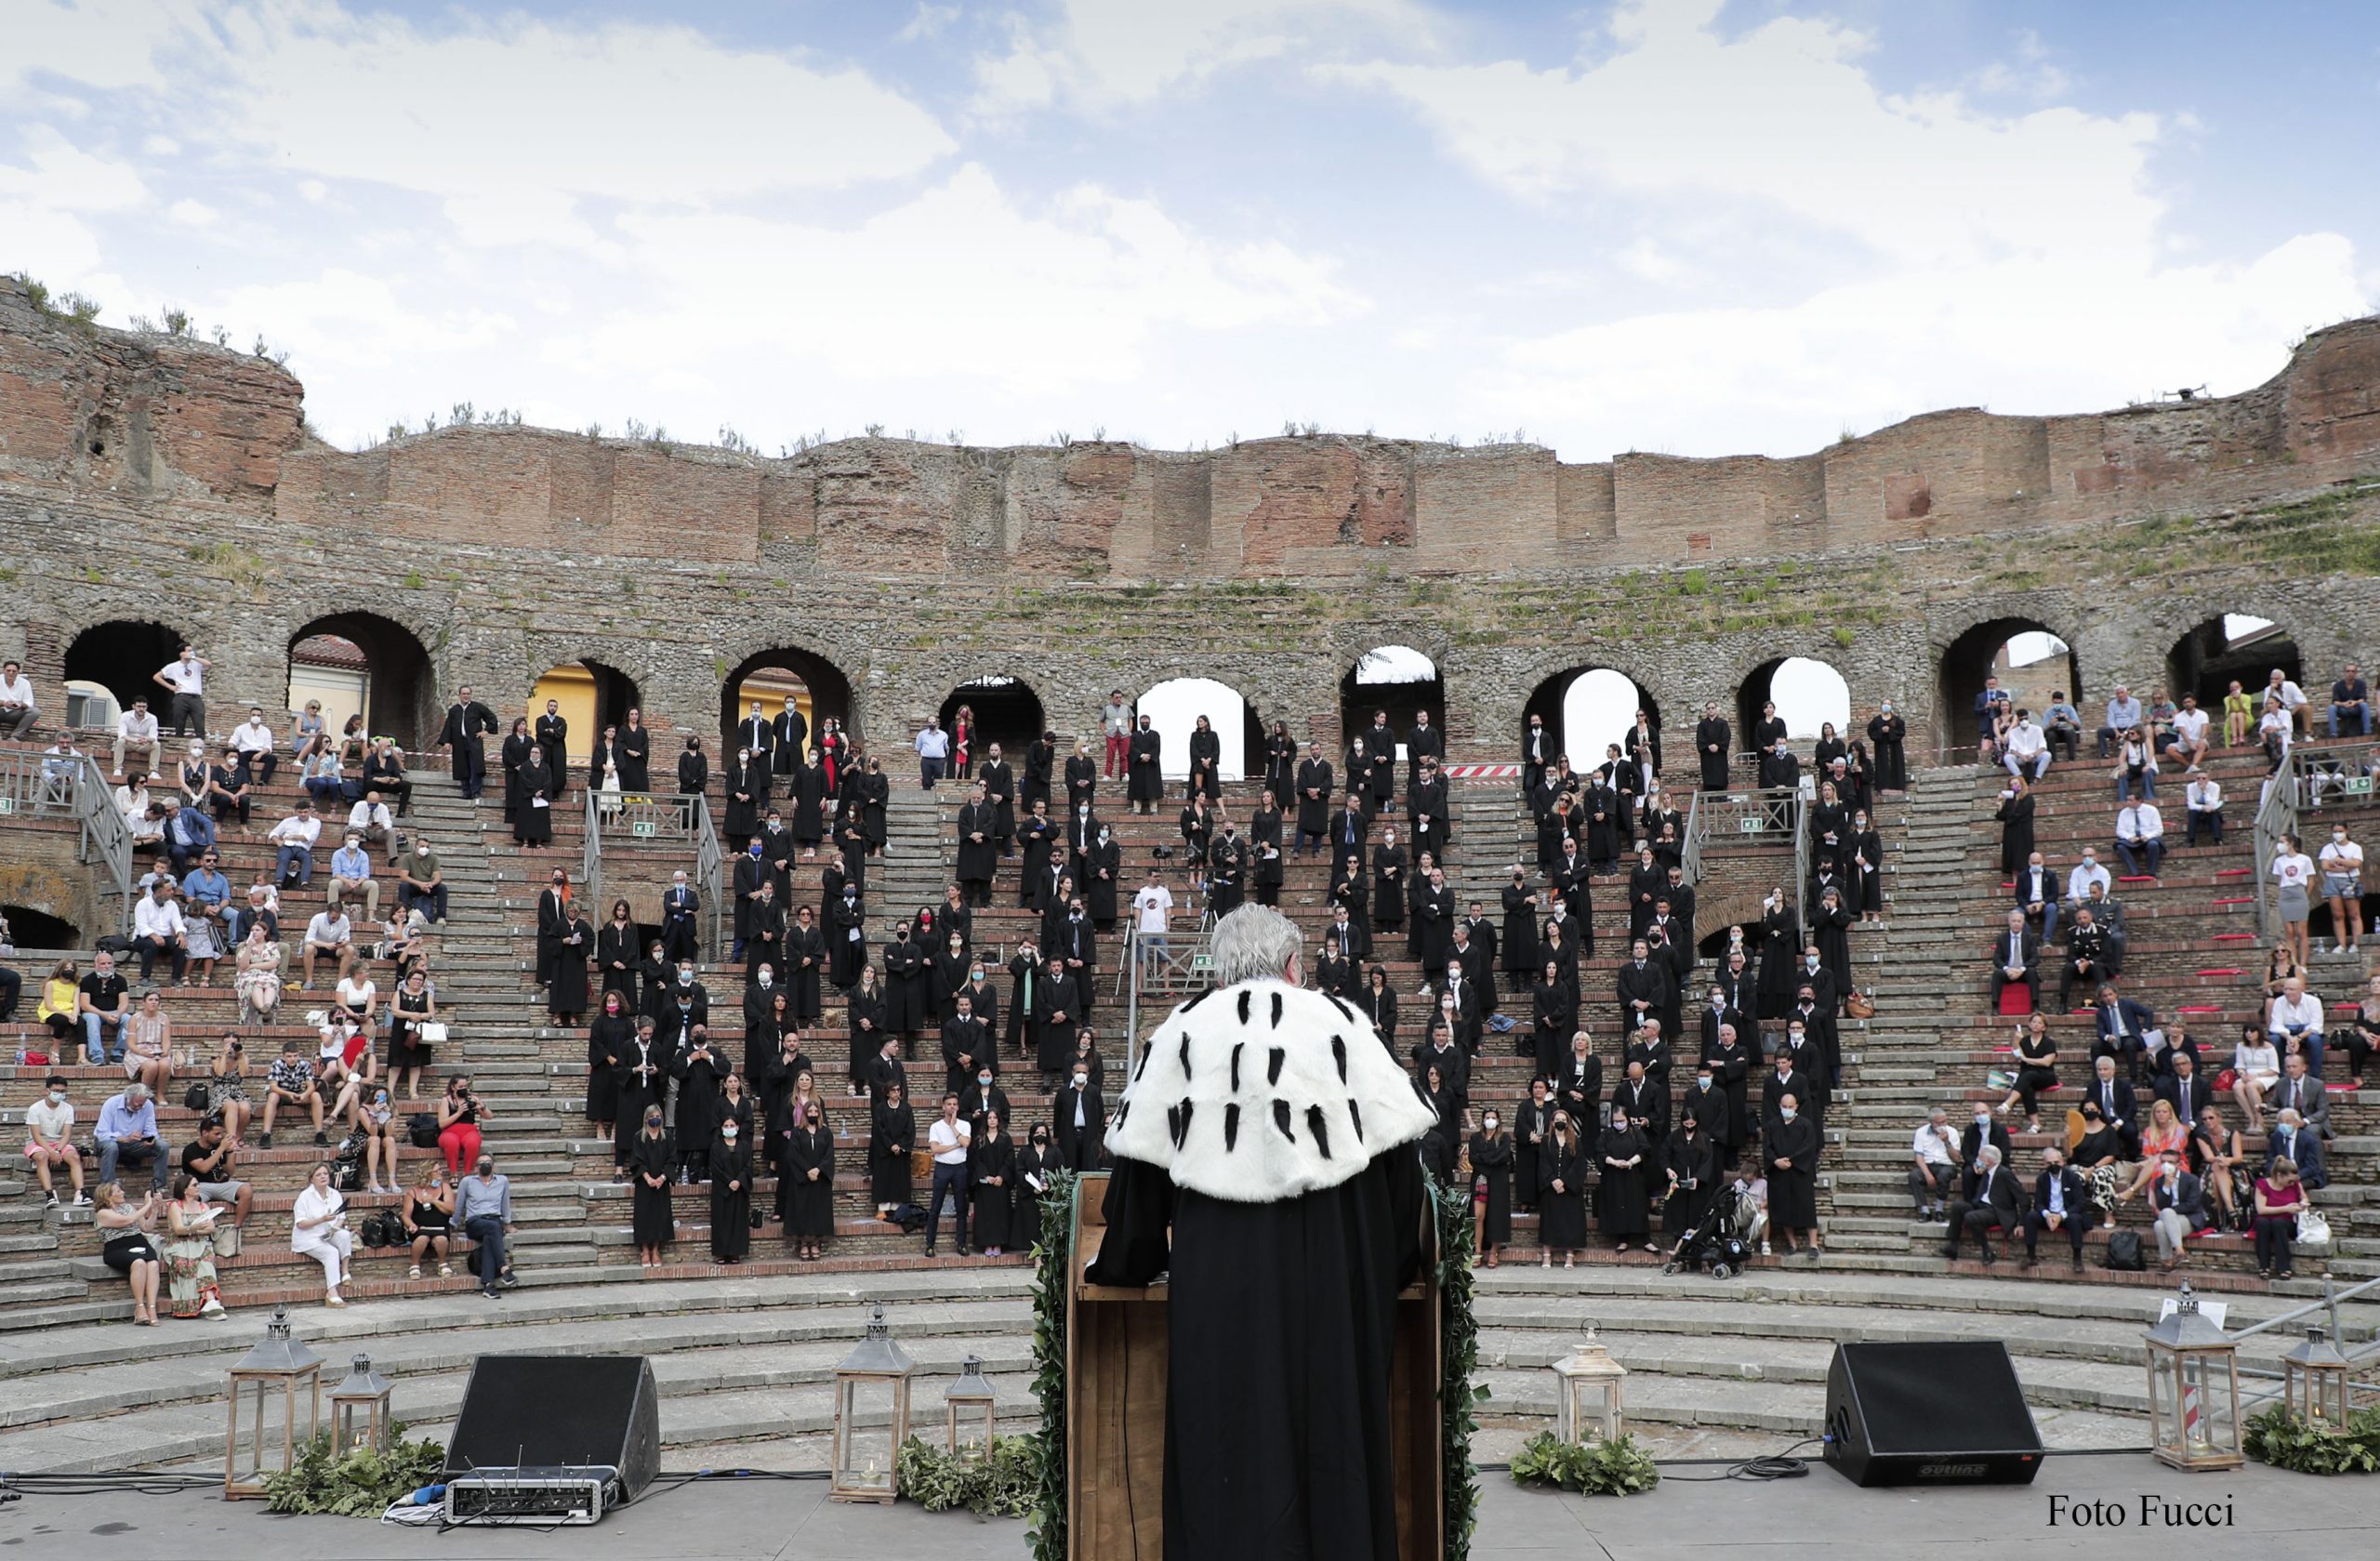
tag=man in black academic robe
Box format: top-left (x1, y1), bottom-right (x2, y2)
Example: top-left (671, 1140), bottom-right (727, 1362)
top-left (1695, 704), bottom-right (1731, 792)
top-left (1521, 714), bottom-right (1553, 798)
top-left (1615, 942), bottom-right (1670, 1037)
top-left (535, 701), bottom-right (570, 792)
top-left (1409, 760), bottom-right (1450, 855)
top-left (1404, 709), bottom-right (1444, 798)
top-left (1051, 1065), bottom-right (1105, 1171)
top-left (956, 784), bottom-right (998, 906)
top-left (737, 703), bottom-right (774, 769)
top-left (1125, 719), bottom-right (1162, 814)
top-left (772, 700), bottom-right (808, 776)
top-left (1293, 746), bottom-right (1333, 855)
top-left (941, 999), bottom-right (992, 1099)
top-left (436, 687), bottom-right (498, 799)
top-left (1087, 907), bottom-right (1436, 1561)
top-left (979, 750), bottom-right (1016, 852)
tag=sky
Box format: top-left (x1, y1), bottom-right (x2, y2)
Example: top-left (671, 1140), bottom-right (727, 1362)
top-left (5, 0), bottom-right (2376, 464)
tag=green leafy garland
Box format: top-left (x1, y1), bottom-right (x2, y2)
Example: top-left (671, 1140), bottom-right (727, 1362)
top-left (1434, 1171), bottom-right (1484, 1561)
top-left (1028, 1168), bottom-right (1078, 1561)
top-left (2245, 1406), bottom-right (2380, 1475)
top-left (898, 1435), bottom-right (1044, 1516)
top-left (261, 1426), bottom-right (446, 1516)
top-left (1508, 1431), bottom-right (1663, 1495)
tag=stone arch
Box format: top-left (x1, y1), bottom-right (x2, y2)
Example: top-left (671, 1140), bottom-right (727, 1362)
top-left (529, 657), bottom-right (643, 770)
top-left (61, 618), bottom-right (186, 727)
top-left (2163, 612), bottom-right (2306, 717)
top-left (1936, 612), bottom-right (2081, 759)
top-left (285, 611), bottom-right (437, 749)
top-left (1737, 655), bottom-right (1853, 747)
top-left (1521, 662), bottom-right (1662, 774)
top-left (1339, 644), bottom-right (1446, 757)
top-left (1136, 676), bottom-right (1251, 781)
top-left (939, 674), bottom-right (1047, 761)
top-left (721, 643), bottom-right (857, 756)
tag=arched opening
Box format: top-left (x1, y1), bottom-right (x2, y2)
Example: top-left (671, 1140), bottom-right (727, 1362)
top-left (285, 613), bottom-right (436, 750)
top-left (721, 647), bottom-right (855, 757)
top-left (531, 660), bottom-right (643, 770)
top-left (1937, 618), bottom-right (2078, 757)
top-left (2166, 615), bottom-right (2302, 716)
top-left (1, 904), bottom-right (80, 950)
top-left (1339, 645), bottom-right (1445, 759)
top-left (939, 675), bottom-right (1046, 761)
top-left (1137, 678), bottom-right (1248, 780)
top-left (62, 620), bottom-right (183, 730)
top-left (1739, 656), bottom-right (1853, 749)
top-left (1523, 668), bottom-right (1658, 774)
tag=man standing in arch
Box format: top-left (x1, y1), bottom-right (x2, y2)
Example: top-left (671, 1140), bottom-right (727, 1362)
top-left (1088, 904), bottom-right (1436, 1560)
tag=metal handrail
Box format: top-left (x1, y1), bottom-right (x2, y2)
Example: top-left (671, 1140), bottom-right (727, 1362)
top-left (1122, 926), bottom-right (1214, 1077)
top-left (1680, 789), bottom-right (1702, 886)
top-left (690, 793), bottom-right (726, 955)
top-left (2226, 1274), bottom-right (2380, 1409)
top-left (580, 787), bottom-right (603, 921)
top-left (1683, 787), bottom-right (1799, 893)
top-left (2250, 764), bottom-right (2297, 938)
top-left (2296, 737), bottom-right (2380, 812)
top-left (1792, 794), bottom-right (1812, 922)
top-left (1, 750), bottom-right (134, 933)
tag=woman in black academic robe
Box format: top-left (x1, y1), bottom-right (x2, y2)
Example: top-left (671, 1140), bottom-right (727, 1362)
top-left (586, 991), bottom-right (632, 1137)
top-left (724, 750), bottom-right (766, 845)
top-left (1530, 963), bottom-right (1578, 1081)
top-left (1809, 887), bottom-right (1853, 1001)
top-left (1764, 1103), bottom-right (1822, 1256)
top-left (1538, 1120), bottom-right (1589, 1264)
top-left (672, 1029), bottom-right (728, 1179)
top-left (931, 933), bottom-right (972, 1024)
top-left (676, 738), bottom-right (708, 798)
top-left (1996, 779), bottom-right (2035, 876)
top-left (501, 720), bottom-right (532, 824)
top-left (707, 1123), bottom-right (753, 1262)
top-left (1514, 1085), bottom-right (1555, 1211)
top-left (870, 1088), bottom-right (915, 1212)
top-left (749, 988), bottom-right (797, 1088)
top-left (628, 1112), bottom-right (676, 1265)
top-left (1659, 1118), bottom-right (1721, 1251)
top-left (1421, 1065), bottom-right (1459, 1145)
top-left (970, 1112), bottom-right (1018, 1254)
top-left (549, 911), bottom-right (592, 1024)
top-left (515, 747), bottom-right (557, 845)
top-left (1850, 816), bottom-right (1884, 919)
top-left (614, 713), bottom-right (651, 792)
top-left (1363, 742), bottom-right (1395, 816)
top-left (1019, 804), bottom-right (1056, 907)
top-left (1467, 1117), bottom-right (1514, 1264)
top-left (1064, 747), bottom-right (1098, 814)
top-left (1415, 878), bottom-right (1455, 973)
top-left (780, 1104), bottom-right (835, 1259)
top-left (1361, 966), bottom-right (1398, 1052)
top-left (1755, 891), bottom-right (1800, 1021)
top-left (1185, 719), bottom-right (1221, 801)
top-left (1263, 725), bottom-right (1296, 807)
top-left (845, 970), bottom-right (886, 1091)
top-left (613, 1030), bottom-right (664, 1173)
top-left (881, 928), bottom-right (928, 1038)
top-left (855, 761), bottom-right (888, 853)
top-left (1598, 1111), bottom-right (1652, 1250)
top-left (1537, 920), bottom-right (1580, 992)
top-left (1177, 798), bottom-right (1211, 874)
top-left (1014, 1126), bottom-right (1063, 1250)
top-left (598, 905), bottom-right (641, 1001)
top-left (789, 757), bottom-right (826, 853)
top-left (1501, 874), bottom-right (1539, 976)
top-left (1312, 938), bottom-right (1355, 1004)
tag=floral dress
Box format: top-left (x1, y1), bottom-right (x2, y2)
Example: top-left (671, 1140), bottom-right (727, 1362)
top-left (163, 1198), bottom-right (224, 1317)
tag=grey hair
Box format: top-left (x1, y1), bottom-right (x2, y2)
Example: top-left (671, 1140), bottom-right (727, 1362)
top-left (1977, 1144), bottom-right (2002, 1167)
top-left (1208, 904), bottom-right (1304, 986)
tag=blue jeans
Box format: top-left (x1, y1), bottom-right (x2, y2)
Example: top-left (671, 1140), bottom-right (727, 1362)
top-left (2332, 705), bottom-right (2373, 737)
top-left (83, 1012), bottom-right (125, 1064)
top-left (2272, 1032), bottom-right (2324, 1078)
top-left (926, 1161), bottom-right (969, 1251)
top-left (401, 883), bottom-right (448, 921)
top-left (2117, 770), bottom-right (2155, 801)
top-left (97, 1134), bottom-right (169, 1190)
top-left (275, 844), bottom-right (313, 885)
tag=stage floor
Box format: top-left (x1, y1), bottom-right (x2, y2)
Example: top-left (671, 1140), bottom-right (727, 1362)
top-left (2, 1451), bottom-right (2342, 1558)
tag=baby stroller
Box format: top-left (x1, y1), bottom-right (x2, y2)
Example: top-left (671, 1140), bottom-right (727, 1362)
top-left (1664, 1179), bottom-right (1758, 1279)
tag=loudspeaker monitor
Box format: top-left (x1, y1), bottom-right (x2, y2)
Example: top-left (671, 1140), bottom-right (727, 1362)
top-left (444, 1355), bottom-right (661, 1502)
top-left (1823, 1340), bottom-right (2043, 1487)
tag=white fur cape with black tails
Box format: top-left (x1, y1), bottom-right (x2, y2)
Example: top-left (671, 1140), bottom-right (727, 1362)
top-left (1106, 979), bottom-right (1437, 1203)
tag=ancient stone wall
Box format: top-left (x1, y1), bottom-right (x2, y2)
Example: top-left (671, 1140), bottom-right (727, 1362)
top-left (3, 274), bottom-right (2377, 767)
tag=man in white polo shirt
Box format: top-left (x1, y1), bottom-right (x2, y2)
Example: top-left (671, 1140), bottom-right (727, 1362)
top-left (152, 645), bottom-right (210, 737)
top-left (113, 697), bottom-right (162, 779)
top-left (923, 1092), bottom-right (972, 1257)
top-left (1131, 868), bottom-right (1175, 979)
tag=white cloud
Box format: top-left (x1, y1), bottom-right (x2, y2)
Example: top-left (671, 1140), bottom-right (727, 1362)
top-left (974, 0), bottom-right (1431, 112)
top-left (165, 197), bottom-right (215, 226)
top-left (2, 0), bottom-right (187, 99)
top-left (214, 268), bottom-right (515, 374)
top-left (0, 124), bottom-right (147, 212)
top-left (896, 4), bottom-right (960, 43)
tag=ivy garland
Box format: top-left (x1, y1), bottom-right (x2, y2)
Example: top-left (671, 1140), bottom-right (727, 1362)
top-left (897, 1435), bottom-right (1044, 1516)
top-left (260, 1426), bottom-right (446, 1517)
top-left (1508, 1430), bottom-right (1663, 1495)
top-left (1433, 1171), bottom-right (1485, 1561)
top-left (1027, 1168), bottom-right (1078, 1561)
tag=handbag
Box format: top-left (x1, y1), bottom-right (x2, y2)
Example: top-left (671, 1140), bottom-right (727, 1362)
top-left (183, 1081), bottom-right (211, 1112)
top-left (2213, 1067), bottom-right (2238, 1091)
top-left (416, 1021), bottom-right (449, 1045)
top-left (211, 1224), bottom-right (242, 1258)
top-left (2295, 1210), bottom-right (2332, 1246)
top-left (1844, 991), bottom-right (1876, 1020)
top-left (407, 1112), bottom-right (441, 1149)
top-left (2104, 1229), bottom-right (2146, 1271)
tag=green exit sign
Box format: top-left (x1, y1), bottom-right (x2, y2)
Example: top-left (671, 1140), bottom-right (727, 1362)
top-left (631, 821), bottom-right (657, 840)
top-left (1190, 954), bottom-right (1212, 971)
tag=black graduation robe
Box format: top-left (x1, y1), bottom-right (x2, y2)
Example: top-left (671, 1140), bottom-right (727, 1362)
top-left (676, 746), bottom-right (708, 797)
top-left (615, 723), bottom-right (651, 791)
top-left (871, 1100), bottom-right (915, 1205)
top-left (1294, 759), bottom-right (1333, 836)
top-left (1468, 1131), bottom-right (1514, 1247)
top-left (1695, 716), bottom-right (1731, 791)
top-left (1051, 1078), bottom-right (1106, 1170)
top-left (978, 760), bottom-right (1016, 845)
top-left (1765, 1111), bottom-right (1821, 1230)
top-left (440, 700), bottom-right (498, 787)
top-left (708, 1138), bottom-right (753, 1259)
top-left (1126, 729), bottom-right (1163, 804)
top-left (969, 1131), bottom-right (1017, 1248)
top-left (780, 1122), bottom-right (836, 1236)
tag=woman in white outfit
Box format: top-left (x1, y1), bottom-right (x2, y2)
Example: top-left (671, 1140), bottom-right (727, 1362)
top-left (289, 1162), bottom-right (353, 1307)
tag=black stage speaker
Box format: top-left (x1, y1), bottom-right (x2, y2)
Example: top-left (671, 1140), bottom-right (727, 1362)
top-left (1823, 1341), bottom-right (2043, 1487)
top-left (444, 1355), bottom-right (662, 1503)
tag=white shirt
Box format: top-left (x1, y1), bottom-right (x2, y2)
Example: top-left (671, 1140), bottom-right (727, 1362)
top-left (2005, 721), bottom-right (2045, 758)
top-left (1132, 884), bottom-right (1174, 933)
top-left (270, 814), bottom-right (323, 848)
top-left (347, 800), bottom-right (393, 835)
top-left (305, 911), bottom-right (351, 946)
top-left (2319, 840), bottom-right (2363, 880)
top-left (1911, 1122), bottom-right (1957, 1166)
top-left (2270, 993), bottom-right (2323, 1035)
top-left (291, 1183), bottom-right (345, 1250)
top-left (2186, 778), bottom-right (2222, 814)
top-left (2259, 708), bottom-right (2293, 754)
top-left (2269, 678), bottom-right (2307, 710)
top-left (929, 1118), bottom-right (971, 1165)
top-left (2272, 852), bottom-right (2315, 893)
top-left (158, 658), bottom-right (205, 695)
top-left (133, 896), bottom-right (187, 941)
top-left (2117, 805), bottom-right (2162, 842)
top-left (231, 719), bottom-right (273, 755)
top-left (0, 672), bottom-right (35, 713)
top-left (118, 709), bottom-right (159, 741)
top-left (2067, 861), bottom-right (2110, 902)
top-left (25, 1097), bottom-right (73, 1144)
top-left (2171, 708), bottom-right (2209, 745)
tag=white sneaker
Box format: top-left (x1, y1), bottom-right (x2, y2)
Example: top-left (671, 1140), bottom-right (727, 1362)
top-left (72, 1192), bottom-right (88, 1206)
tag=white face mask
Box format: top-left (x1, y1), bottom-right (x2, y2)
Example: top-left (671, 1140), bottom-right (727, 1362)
top-left (1482, 1118), bottom-right (1500, 1132)
top-left (1779, 1107), bottom-right (1797, 1122)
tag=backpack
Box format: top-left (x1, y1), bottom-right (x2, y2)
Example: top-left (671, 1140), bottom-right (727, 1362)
top-left (183, 1082), bottom-right (211, 1113)
top-left (408, 1112), bottom-right (441, 1149)
top-left (2104, 1229), bottom-right (2146, 1272)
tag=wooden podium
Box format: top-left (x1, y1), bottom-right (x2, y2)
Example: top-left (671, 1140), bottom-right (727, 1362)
top-left (1064, 1171), bottom-right (1444, 1561)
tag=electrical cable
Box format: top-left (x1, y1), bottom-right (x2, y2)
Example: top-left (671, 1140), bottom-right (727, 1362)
top-left (1644, 1436), bottom-right (1823, 1482)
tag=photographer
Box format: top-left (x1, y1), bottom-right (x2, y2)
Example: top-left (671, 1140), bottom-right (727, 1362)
top-left (437, 1074), bottom-right (487, 1177)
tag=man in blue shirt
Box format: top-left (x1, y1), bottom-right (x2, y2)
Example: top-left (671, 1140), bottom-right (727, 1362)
top-left (2042, 691), bottom-right (2082, 762)
top-left (96, 1082), bottom-right (170, 1190)
top-left (327, 832), bottom-right (379, 921)
top-left (453, 1153), bottom-right (518, 1298)
top-left (2097, 685), bottom-right (2143, 758)
top-left (184, 851), bottom-right (231, 938)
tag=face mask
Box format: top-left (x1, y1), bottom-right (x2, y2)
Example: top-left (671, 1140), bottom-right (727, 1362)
top-left (1696, 1077), bottom-right (1712, 1091)
top-left (1805, 956), bottom-right (1820, 970)
top-left (1779, 1107), bottom-right (1797, 1122)
top-left (1483, 1118), bottom-right (1500, 1131)
top-left (1073, 1075), bottom-right (1087, 1089)
top-left (48, 1090), bottom-right (65, 1105)
top-left (722, 1126), bottom-right (738, 1140)
top-left (678, 969), bottom-right (694, 985)
top-left (978, 1075), bottom-right (993, 1089)
top-left (1975, 1115), bottom-right (1990, 1128)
